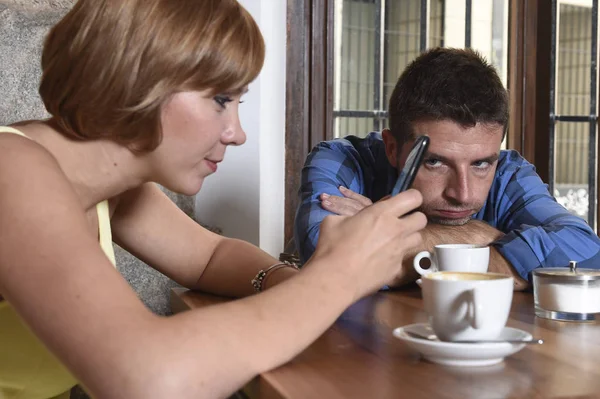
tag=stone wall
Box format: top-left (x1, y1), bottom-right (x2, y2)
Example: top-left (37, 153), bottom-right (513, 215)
top-left (0, 1), bottom-right (70, 123)
top-left (0, 0), bottom-right (196, 316)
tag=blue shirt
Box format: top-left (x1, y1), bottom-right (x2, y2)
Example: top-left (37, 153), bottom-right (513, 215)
top-left (294, 132), bottom-right (600, 281)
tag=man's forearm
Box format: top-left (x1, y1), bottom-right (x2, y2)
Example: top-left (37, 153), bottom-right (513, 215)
top-left (392, 220), bottom-right (528, 290)
top-left (488, 246), bottom-right (528, 290)
top-left (419, 219), bottom-right (504, 248)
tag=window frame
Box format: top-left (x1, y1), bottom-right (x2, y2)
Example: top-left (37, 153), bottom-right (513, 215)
top-left (284, 0), bottom-right (335, 245)
top-left (284, 0), bottom-right (600, 245)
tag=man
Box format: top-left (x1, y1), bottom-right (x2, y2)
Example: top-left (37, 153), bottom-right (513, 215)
top-left (294, 47), bottom-right (600, 290)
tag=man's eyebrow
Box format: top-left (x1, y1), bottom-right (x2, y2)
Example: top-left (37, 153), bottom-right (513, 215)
top-left (423, 152), bottom-right (451, 164)
top-left (424, 152), bottom-right (499, 164)
top-left (476, 154), bottom-right (500, 164)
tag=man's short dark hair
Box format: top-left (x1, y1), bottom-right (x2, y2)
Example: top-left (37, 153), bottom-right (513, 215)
top-left (388, 47), bottom-right (509, 147)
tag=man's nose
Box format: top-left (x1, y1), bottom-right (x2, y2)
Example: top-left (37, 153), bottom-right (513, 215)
top-left (444, 170), bottom-right (472, 204)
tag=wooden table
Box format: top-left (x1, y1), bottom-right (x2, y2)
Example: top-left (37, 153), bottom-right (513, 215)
top-left (171, 287), bottom-right (600, 399)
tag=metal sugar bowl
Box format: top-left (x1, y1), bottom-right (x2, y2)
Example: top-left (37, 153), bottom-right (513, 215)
top-left (533, 261), bottom-right (600, 321)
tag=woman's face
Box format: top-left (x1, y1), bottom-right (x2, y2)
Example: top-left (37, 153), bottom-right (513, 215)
top-left (152, 89), bottom-right (247, 195)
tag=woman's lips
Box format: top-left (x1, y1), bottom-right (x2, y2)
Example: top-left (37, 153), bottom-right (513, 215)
top-left (205, 159), bottom-right (219, 172)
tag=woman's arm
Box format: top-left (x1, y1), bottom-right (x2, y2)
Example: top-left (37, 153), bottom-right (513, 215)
top-left (0, 137), bottom-right (425, 398)
top-left (111, 183), bottom-right (298, 297)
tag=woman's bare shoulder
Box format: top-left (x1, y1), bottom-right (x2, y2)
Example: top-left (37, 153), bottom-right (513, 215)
top-left (0, 131), bottom-right (80, 219)
top-left (0, 129), bottom-right (99, 294)
top-left (0, 128), bottom-right (66, 184)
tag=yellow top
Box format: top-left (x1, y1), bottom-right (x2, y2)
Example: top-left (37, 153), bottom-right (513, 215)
top-left (0, 126), bottom-right (116, 399)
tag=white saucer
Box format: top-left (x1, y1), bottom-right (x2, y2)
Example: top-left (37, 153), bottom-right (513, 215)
top-left (393, 323), bottom-right (531, 367)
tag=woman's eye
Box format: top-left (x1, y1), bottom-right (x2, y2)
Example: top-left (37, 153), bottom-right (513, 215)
top-left (214, 95), bottom-right (233, 108)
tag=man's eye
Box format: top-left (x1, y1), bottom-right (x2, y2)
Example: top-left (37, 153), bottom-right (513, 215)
top-left (424, 159), bottom-right (442, 167)
top-left (214, 95), bottom-right (233, 108)
top-left (473, 161), bottom-right (491, 169)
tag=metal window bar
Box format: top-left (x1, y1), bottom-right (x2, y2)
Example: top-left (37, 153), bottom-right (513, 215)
top-left (334, 0), bottom-right (447, 133)
top-left (343, 1), bottom-right (353, 135)
top-left (549, 0), bottom-right (557, 195)
top-left (589, 0), bottom-right (598, 230)
top-left (336, 110), bottom-right (389, 118)
top-left (465, 0), bottom-right (472, 48)
top-left (421, 0), bottom-right (429, 51)
top-left (440, 1), bottom-right (445, 47)
top-left (549, 0), bottom-right (598, 229)
top-left (383, 0), bottom-right (391, 131)
top-left (357, 1), bottom-right (364, 132)
top-left (373, 0), bottom-right (385, 132)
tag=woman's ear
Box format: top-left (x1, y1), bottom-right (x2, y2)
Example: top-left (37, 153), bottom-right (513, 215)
top-left (382, 129), bottom-right (398, 167)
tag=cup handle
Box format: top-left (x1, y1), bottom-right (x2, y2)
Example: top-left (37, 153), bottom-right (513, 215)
top-left (469, 287), bottom-right (484, 329)
top-left (413, 251), bottom-right (436, 276)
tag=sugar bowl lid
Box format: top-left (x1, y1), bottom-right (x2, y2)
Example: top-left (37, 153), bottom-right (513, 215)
top-left (533, 261), bottom-right (600, 281)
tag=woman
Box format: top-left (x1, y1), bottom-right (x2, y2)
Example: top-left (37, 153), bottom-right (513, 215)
top-left (0, 0), bottom-right (426, 398)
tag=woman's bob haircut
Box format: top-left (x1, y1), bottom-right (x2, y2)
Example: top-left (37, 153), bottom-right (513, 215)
top-left (39, 0), bottom-right (265, 151)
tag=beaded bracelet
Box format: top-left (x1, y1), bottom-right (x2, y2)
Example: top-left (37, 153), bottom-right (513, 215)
top-left (251, 261), bottom-right (299, 293)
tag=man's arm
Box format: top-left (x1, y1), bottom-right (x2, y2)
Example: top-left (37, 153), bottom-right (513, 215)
top-left (294, 141), bottom-right (367, 263)
top-left (311, 187), bottom-right (529, 289)
top-left (347, 151), bottom-right (600, 288)
top-left (488, 151), bottom-right (600, 282)
top-left (391, 220), bottom-right (528, 290)
top-left (314, 184), bottom-right (529, 289)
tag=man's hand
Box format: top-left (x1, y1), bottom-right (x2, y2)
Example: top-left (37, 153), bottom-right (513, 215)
top-left (386, 220), bottom-right (529, 291)
top-left (319, 190), bottom-right (529, 291)
top-left (488, 248), bottom-right (529, 290)
top-left (320, 186), bottom-right (373, 216)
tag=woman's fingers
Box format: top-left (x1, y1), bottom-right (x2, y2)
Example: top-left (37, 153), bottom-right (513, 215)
top-left (399, 209), bottom-right (428, 232)
top-left (365, 189), bottom-right (423, 218)
top-left (314, 191), bottom-right (428, 300)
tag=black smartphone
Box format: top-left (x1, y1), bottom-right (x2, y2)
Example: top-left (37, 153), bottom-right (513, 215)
top-left (390, 135), bottom-right (430, 196)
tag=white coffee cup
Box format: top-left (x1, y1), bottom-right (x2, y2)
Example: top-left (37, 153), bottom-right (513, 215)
top-left (413, 244), bottom-right (490, 276)
top-left (422, 272), bottom-right (514, 341)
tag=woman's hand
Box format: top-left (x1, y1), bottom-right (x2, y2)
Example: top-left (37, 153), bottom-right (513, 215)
top-left (307, 189), bottom-right (427, 301)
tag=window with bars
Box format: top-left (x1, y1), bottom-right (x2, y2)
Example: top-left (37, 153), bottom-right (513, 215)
top-left (332, 0), bottom-right (600, 228)
top-left (551, 0), bottom-right (598, 228)
top-left (333, 0), bottom-right (509, 138)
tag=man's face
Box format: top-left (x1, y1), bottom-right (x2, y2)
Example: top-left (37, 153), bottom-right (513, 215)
top-left (383, 120), bottom-right (504, 225)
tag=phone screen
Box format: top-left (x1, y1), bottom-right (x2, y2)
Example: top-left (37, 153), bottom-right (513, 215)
top-left (390, 135), bottom-right (430, 196)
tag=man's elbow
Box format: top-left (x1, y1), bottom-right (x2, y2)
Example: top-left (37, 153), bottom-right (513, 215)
top-left (293, 228), bottom-right (316, 265)
top-left (513, 278), bottom-right (530, 292)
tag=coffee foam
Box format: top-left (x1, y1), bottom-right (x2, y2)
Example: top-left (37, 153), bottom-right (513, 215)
top-left (426, 272), bottom-right (510, 281)
top-left (435, 244), bottom-right (487, 249)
